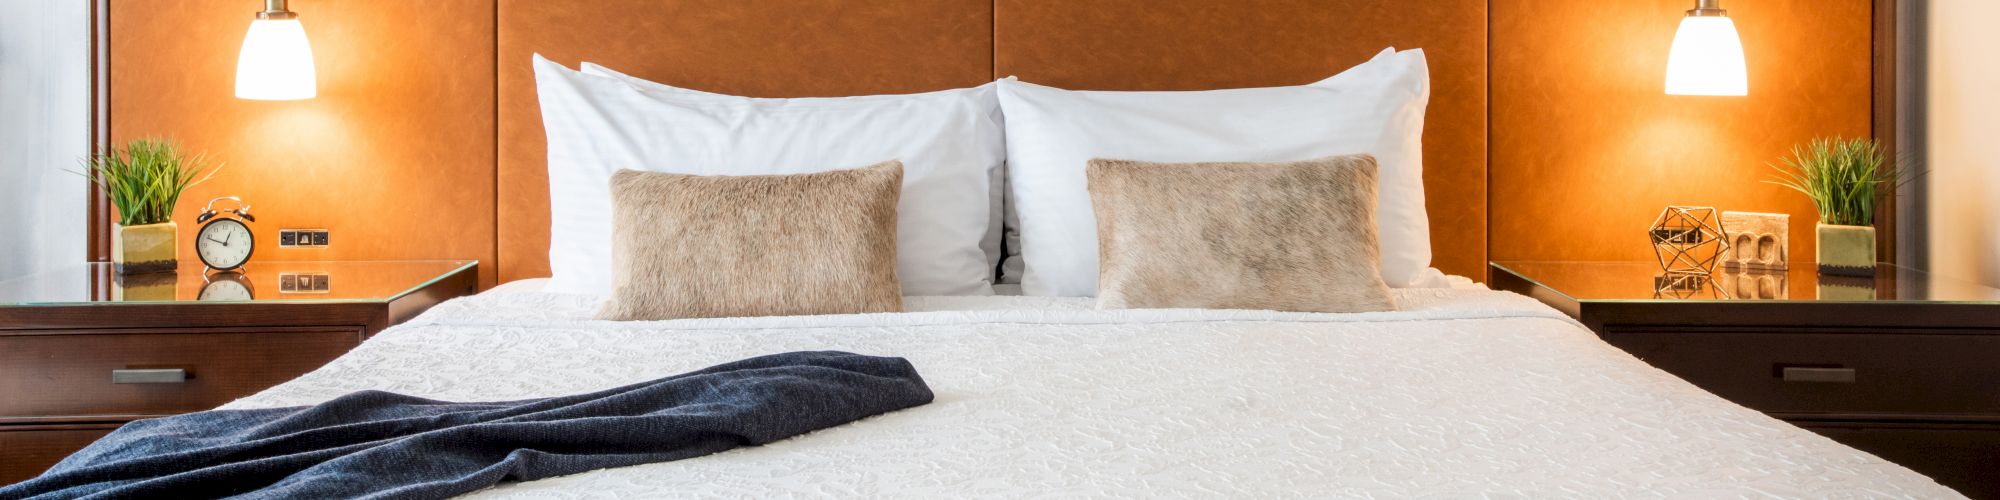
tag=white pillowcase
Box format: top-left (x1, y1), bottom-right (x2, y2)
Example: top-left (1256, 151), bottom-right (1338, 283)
top-left (577, 62), bottom-right (1010, 282)
top-left (533, 55), bottom-right (1005, 296)
top-left (998, 48), bottom-right (1446, 297)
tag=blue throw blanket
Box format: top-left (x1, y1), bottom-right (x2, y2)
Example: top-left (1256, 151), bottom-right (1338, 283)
top-left (1, 351), bottom-right (932, 500)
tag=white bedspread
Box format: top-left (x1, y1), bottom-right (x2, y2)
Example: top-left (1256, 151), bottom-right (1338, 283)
top-left (225, 286), bottom-right (1960, 498)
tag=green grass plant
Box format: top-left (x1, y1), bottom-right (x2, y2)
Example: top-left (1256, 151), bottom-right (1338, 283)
top-left (77, 138), bottom-right (220, 226)
top-left (1767, 137), bottom-right (1913, 227)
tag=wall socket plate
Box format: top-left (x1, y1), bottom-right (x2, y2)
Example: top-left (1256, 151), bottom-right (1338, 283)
top-left (279, 229), bottom-right (329, 248)
top-left (279, 272), bottom-right (331, 293)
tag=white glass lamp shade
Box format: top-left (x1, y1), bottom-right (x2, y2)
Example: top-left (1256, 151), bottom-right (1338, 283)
top-left (1665, 16), bottom-right (1748, 96)
top-left (234, 18), bottom-right (317, 100)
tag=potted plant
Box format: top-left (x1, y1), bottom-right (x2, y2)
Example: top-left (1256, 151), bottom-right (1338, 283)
top-left (1767, 137), bottom-right (1911, 277)
top-left (78, 138), bottom-right (220, 274)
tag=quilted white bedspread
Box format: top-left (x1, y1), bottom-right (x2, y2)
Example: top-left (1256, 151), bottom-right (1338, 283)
top-left (224, 285), bottom-right (1960, 498)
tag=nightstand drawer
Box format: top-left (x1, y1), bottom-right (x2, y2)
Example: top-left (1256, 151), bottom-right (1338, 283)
top-left (1606, 331), bottom-right (2000, 416)
top-left (0, 424), bottom-right (118, 485)
top-left (0, 328), bottom-right (360, 419)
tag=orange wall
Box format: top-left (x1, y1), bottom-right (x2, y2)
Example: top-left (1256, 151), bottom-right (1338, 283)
top-left (1489, 0), bottom-right (1875, 267)
top-left (109, 0), bottom-right (498, 287)
top-left (107, 1), bottom-right (1879, 286)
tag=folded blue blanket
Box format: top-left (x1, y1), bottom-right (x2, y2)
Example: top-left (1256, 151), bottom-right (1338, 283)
top-left (1, 351), bottom-right (932, 500)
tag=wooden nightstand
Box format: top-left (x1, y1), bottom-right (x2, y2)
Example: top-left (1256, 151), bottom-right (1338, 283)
top-left (0, 260), bottom-right (477, 485)
top-left (1491, 261), bottom-right (2000, 498)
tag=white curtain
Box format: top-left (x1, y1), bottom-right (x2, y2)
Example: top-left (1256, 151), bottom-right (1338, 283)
top-left (0, 0), bottom-right (90, 279)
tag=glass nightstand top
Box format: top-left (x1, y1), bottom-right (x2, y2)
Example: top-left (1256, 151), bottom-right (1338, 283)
top-left (0, 260), bottom-right (477, 306)
top-left (1491, 261), bottom-right (2000, 304)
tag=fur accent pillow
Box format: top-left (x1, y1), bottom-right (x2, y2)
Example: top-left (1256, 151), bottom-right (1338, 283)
top-left (595, 161), bottom-right (905, 320)
top-left (1087, 155), bottom-right (1396, 312)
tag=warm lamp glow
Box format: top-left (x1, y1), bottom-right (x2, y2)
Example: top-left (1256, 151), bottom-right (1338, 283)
top-left (1665, 13), bottom-right (1748, 96)
top-left (234, 17), bottom-right (316, 100)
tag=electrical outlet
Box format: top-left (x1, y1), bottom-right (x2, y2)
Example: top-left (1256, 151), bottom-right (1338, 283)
top-left (279, 272), bottom-right (332, 293)
top-left (279, 229), bottom-right (329, 248)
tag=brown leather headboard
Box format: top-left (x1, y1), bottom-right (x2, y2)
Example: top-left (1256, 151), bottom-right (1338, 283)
top-left (496, 0), bottom-right (1488, 282)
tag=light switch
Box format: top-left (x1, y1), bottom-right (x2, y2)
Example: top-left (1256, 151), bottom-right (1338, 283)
top-left (280, 229), bottom-right (329, 248)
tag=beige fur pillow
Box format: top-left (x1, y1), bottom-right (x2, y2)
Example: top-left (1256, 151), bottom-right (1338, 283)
top-left (1087, 155), bottom-right (1396, 312)
top-left (595, 161), bottom-right (904, 320)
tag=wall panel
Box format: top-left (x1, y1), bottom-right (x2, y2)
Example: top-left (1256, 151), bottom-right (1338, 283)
top-left (109, 0), bottom-right (497, 286)
top-left (1489, 0), bottom-right (1874, 267)
top-left (994, 0), bottom-right (1490, 279)
top-left (103, 0), bottom-right (1885, 288)
top-left (494, 0), bottom-right (996, 282)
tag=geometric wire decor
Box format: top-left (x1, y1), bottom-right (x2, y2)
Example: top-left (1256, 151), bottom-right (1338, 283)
top-left (1648, 206), bottom-right (1732, 298)
top-left (1652, 272), bottom-right (1728, 299)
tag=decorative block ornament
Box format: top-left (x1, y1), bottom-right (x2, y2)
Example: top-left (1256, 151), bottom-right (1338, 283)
top-left (1716, 268), bottom-right (1787, 299)
top-left (1721, 211), bottom-right (1788, 270)
top-left (1649, 206), bottom-right (1731, 295)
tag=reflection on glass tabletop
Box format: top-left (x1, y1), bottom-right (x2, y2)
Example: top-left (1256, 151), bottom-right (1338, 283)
top-left (0, 260), bottom-right (476, 306)
top-left (1490, 261), bottom-right (2000, 303)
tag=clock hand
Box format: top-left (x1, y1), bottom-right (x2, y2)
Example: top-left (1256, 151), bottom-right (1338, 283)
top-left (207, 235), bottom-right (227, 244)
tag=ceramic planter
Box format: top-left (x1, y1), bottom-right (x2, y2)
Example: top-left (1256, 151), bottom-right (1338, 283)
top-left (1815, 223), bottom-right (1875, 277)
top-left (112, 271), bottom-right (178, 301)
top-left (113, 222), bottom-right (178, 275)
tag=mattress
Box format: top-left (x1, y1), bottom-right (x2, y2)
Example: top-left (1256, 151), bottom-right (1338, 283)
top-left (224, 282), bottom-right (1960, 498)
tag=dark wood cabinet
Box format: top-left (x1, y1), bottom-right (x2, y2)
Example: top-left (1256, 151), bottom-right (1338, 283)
top-left (0, 261), bottom-right (477, 486)
top-left (1493, 261), bottom-right (2000, 499)
top-left (0, 424), bottom-right (121, 485)
top-left (0, 328), bottom-right (362, 419)
top-left (1603, 328), bottom-right (2000, 418)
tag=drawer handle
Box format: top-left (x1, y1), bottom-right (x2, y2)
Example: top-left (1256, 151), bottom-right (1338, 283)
top-left (112, 368), bottom-right (187, 384)
top-left (1781, 367), bottom-right (1856, 383)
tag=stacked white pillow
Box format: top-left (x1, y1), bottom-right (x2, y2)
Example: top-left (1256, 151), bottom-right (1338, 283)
top-left (534, 48), bottom-right (1445, 300)
top-left (576, 63), bottom-right (1011, 284)
top-left (533, 55), bottom-right (1005, 296)
top-left (997, 48), bottom-right (1447, 296)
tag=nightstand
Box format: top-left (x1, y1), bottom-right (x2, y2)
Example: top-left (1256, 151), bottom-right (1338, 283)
top-left (0, 260), bottom-right (477, 485)
top-left (1491, 261), bottom-right (2000, 498)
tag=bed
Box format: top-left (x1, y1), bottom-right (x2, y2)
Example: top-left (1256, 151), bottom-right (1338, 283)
top-left (215, 280), bottom-right (1958, 497)
top-left (126, 2), bottom-right (1953, 496)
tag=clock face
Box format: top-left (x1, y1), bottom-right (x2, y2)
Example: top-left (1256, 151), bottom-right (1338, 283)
top-left (198, 274), bottom-right (254, 301)
top-left (196, 218), bottom-right (255, 270)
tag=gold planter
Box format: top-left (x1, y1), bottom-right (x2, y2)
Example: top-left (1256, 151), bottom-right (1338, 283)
top-left (1815, 223), bottom-right (1875, 277)
top-left (113, 222), bottom-right (179, 275)
top-left (113, 271), bottom-right (179, 301)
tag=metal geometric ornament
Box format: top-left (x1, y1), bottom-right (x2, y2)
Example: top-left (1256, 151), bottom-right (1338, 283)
top-left (1653, 272), bottom-right (1727, 299)
top-left (1648, 206), bottom-right (1731, 296)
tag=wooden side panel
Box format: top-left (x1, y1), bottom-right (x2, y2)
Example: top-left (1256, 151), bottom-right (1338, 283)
top-left (494, 1), bottom-right (996, 282)
top-left (1489, 0), bottom-right (1875, 267)
top-left (109, 0), bottom-right (497, 287)
top-left (994, 0), bottom-right (1490, 280)
top-left (0, 425), bottom-right (119, 485)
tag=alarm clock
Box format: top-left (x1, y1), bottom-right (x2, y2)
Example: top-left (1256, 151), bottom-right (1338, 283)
top-left (198, 270), bottom-right (255, 301)
top-left (195, 196), bottom-right (256, 271)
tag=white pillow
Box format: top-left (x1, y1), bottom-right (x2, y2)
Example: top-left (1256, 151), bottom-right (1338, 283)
top-left (577, 62), bottom-right (1010, 286)
top-left (534, 55), bottom-right (1004, 296)
top-left (997, 48), bottom-right (1446, 297)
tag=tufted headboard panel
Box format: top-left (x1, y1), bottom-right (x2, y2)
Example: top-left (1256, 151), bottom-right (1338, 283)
top-left (494, 0), bottom-right (1487, 282)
